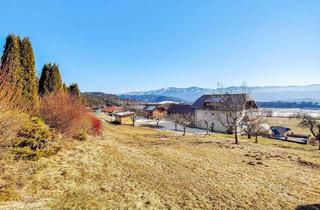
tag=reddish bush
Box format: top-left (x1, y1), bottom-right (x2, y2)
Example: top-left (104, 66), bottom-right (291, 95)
top-left (89, 115), bottom-right (103, 135)
top-left (40, 92), bottom-right (87, 136)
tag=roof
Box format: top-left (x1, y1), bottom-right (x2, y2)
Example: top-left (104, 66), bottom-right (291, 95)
top-left (131, 105), bottom-right (147, 111)
top-left (192, 93), bottom-right (257, 111)
top-left (144, 105), bottom-right (157, 111)
top-left (271, 126), bottom-right (291, 131)
top-left (167, 104), bottom-right (193, 114)
top-left (102, 106), bottom-right (116, 113)
top-left (192, 95), bottom-right (212, 109)
top-left (114, 111), bottom-right (134, 117)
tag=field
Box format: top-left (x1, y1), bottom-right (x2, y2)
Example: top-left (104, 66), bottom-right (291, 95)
top-left (0, 123), bottom-right (319, 209)
top-left (265, 117), bottom-right (310, 135)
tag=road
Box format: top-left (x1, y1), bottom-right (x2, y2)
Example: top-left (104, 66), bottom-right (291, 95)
top-left (135, 117), bottom-right (208, 134)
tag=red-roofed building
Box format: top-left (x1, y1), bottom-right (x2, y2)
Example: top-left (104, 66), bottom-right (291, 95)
top-left (102, 106), bottom-right (125, 115)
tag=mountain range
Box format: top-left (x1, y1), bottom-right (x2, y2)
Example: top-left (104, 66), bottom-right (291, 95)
top-left (121, 84), bottom-right (320, 103)
top-left (119, 95), bottom-right (188, 103)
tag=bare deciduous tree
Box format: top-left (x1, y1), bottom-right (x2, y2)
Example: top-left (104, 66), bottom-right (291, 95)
top-left (215, 94), bottom-right (254, 144)
top-left (216, 82), bottom-right (225, 94)
top-left (204, 120), bottom-right (210, 134)
top-left (153, 110), bottom-right (163, 127)
top-left (125, 105), bottom-right (145, 126)
top-left (167, 113), bottom-right (180, 131)
top-left (240, 81), bottom-right (252, 95)
top-left (298, 114), bottom-right (320, 150)
top-left (203, 111), bottom-right (214, 134)
top-left (130, 109), bottom-right (145, 126)
top-left (168, 113), bottom-right (194, 136)
top-left (179, 113), bottom-right (194, 136)
top-left (213, 82), bottom-right (256, 144)
top-left (243, 110), bottom-right (268, 143)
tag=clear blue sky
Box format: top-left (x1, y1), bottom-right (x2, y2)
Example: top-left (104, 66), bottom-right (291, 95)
top-left (0, 0), bottom-right (319, 93)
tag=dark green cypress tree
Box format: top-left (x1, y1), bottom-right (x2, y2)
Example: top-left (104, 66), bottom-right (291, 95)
top-left (50, 64), bottom-right (63, 92)
top-left (0, 34), bottom-right (23, 97)
top-left (38, 63), bottom-right (63, 96)
top-left (62, 82), bottom-right (68, 92)
top-left (19, 37), bottom-right (39, 105)
top-left (68, 83), bottom-right (80, 98)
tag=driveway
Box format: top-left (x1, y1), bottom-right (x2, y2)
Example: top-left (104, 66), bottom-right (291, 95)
top-left (135, 117), bottom-right (207, 134)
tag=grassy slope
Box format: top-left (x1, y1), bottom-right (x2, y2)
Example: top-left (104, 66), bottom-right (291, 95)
top-left (0, 124), bottom-right (319, 210)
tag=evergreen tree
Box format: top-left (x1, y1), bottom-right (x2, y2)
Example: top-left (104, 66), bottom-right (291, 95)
top-left (62, 82), bottom-right (68, 92)
top-left (68, 83), bottom-right (80, 98)
top-left (19, 37), bottom-right (38, 105)
top-left (38, 63), bottom-right (63, 96)
top-left (0, 34), bottom-right (23, 97)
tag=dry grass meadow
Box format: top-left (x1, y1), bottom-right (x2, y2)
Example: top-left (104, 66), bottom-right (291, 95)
top-left (0, 123), bottom-right (319, 209)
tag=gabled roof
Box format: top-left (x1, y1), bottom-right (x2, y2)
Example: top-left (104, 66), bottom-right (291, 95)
top-left (167, 104), bottom-right (193, 114)
top-left (192, 93), bottom-right (257, 110)
top-left (192, 95), bottom-right (212, 109)
top-left (144, 105), bottom-right (158, 111)
top-left (103, 106), bottom-right (116, 113)
top-left (131, 105), bottom-right (147, 111)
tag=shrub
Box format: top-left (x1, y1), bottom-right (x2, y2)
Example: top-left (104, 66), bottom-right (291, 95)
top-left (0, 110), bottom-right (28, 147)
top-left (12, 117), bottom-right (61, 160)
top-left (13, 117), bottom-right (53, 150)
top-left (40, 92), bottom-right (87, 136)
top-left (12, 145), bottom-right (61, 161)
top-left (89, 115), bottom-right (103, 136)
top-left (73, 130), bottom-right (88, 141)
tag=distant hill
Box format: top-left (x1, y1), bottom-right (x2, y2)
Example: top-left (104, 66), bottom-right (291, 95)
top-left (123, 84), bottom-right (320, 103)
top-left (82, 92), bottom-right (121, 107)
top-left (119, 94), bottom-right (189, 103)
top-left (257, 101), bottom-right (320, 109)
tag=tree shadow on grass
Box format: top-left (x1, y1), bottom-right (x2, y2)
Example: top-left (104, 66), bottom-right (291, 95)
top-left (296, 204), bottom-right (320, 210)
top-left (139, 124), bottom-right (165, 129)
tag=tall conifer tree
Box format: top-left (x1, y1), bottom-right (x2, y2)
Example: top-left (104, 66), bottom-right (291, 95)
top-left (62, 82), bottom-right (68, 92)
top-left (68, 83), bottom-right (81, 99)
top-left (38, 63), bottom-right (63, 96)
top-left (0, 34), bottom-right (23, 97)
top-left (19, 37), bottom-right (38, 105)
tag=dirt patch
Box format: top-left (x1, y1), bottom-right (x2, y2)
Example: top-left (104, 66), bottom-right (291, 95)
top-left (297, 158), bottom-right (320, 169)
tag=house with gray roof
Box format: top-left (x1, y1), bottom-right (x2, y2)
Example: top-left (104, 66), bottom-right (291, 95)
top-left (192, 93), bottom-right (258, 133)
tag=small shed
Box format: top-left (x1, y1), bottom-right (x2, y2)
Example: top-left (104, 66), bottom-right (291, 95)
top-left (271, 126), bottom-right (291, 138)
top-left (114, 111), bottom-right (134, 125)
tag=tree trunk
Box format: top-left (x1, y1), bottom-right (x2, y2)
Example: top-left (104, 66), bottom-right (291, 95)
top-left (255, 135), bottom-right (258, 143)
top-left (183, 126), bottom-right (186, 136)
top-left (156, 119), bottom-right (159, 127)
top-left (234, 132), bottom-right (238, 144)
top-left (248, 134), bottom-right (251, 139)
top-left (132, 120), bottom-right (135, 126)
top-left (175, 123), bottom-right (177, 130)
top-left (318, 139), bottom-right (320, 150)
top-left (206, 125), bottom-right (209, 134)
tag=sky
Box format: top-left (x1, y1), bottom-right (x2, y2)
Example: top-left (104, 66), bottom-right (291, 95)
top-left (0, 0), bottom-right (319, 93)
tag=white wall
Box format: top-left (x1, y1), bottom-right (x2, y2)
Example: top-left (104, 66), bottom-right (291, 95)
top-left (195, 109), bottom-right (246, 133)
top-left (195, 109), bottom-right (229, 133)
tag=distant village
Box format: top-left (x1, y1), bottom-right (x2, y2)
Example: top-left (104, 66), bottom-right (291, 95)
top-left (86, 92), bottom-right (314, 145)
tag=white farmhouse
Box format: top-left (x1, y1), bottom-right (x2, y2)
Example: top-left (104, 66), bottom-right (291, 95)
top-left (192, 93), bottom-right (258, 133)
